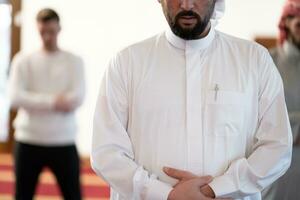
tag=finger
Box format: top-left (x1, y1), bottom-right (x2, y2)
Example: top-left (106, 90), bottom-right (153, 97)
top-left (194, 176), bottom-right (213, 187)
top-left (163, 167), bottom-right (196, 180)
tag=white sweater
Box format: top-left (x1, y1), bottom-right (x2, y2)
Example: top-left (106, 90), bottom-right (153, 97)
top-left (9, 50), bottom-right (85, 146)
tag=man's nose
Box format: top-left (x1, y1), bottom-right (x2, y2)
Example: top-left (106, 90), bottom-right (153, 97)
top-left (180, 0), bottom-right (195, 10)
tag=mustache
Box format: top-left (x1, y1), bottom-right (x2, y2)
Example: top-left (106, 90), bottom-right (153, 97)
top-left (175, 10), bottom-right (200, 19)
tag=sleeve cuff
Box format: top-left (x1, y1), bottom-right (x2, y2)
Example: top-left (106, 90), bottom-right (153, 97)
top-left (145, 179), bottom-right (173, 200)
top-left (208, 174), bottom-right (236, 198)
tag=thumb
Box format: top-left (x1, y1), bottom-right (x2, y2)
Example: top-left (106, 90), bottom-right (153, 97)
top-left (163, 167), bottom-right (196, 180)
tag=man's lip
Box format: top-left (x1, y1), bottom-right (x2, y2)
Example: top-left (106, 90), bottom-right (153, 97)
top-left (178, 17), bottom-right (197, 24)
top-left (180, 16), bottom-right (196, 19)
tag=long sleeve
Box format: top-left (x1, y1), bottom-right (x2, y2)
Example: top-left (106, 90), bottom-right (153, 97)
top-left (209, 49), bottom-right (293, 199)
top-left (65, 56), bottom-right (86, 110)
top-left (8, 53), bottom-right (56, 112)
top-left (91, 55), bottom-right (173, 200)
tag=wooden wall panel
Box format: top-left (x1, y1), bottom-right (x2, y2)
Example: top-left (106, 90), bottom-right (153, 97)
top-left (255, 36), bottom-right (277, 50)
top-left (0, 0), bottom-right (21, 153)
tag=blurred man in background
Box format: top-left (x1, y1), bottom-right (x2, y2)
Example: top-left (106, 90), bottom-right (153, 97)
top-left (263, 0), bottom-right (300, 199)
top-left (8, 8), bottom-right (85, 200)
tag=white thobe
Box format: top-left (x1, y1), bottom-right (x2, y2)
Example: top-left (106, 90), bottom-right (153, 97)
top-left (91, 27), bottom-right (292, 200)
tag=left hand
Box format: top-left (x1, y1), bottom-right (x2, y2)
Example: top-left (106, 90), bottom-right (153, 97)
top-left (163, 167), bottom-right (215, 198)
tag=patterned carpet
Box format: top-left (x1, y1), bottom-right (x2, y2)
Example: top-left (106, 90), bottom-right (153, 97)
top-left (0, 154), bottom-right (110, 200)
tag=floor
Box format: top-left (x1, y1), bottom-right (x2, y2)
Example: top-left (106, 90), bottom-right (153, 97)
top-left (0, 153), bottom-right (110, 200)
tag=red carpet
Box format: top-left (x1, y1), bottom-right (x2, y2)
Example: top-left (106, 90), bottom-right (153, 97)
top-left (0, 154), bottom-right (110, 200)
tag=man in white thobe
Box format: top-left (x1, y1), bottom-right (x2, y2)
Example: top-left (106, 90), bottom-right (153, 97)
top-left (91, 0), bottom-right (293, 199)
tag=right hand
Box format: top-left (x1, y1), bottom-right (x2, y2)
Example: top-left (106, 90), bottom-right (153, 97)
top-left (54, 94), bottom-right (73, 112)
top-left (167, 176), bottom-right (214, 200)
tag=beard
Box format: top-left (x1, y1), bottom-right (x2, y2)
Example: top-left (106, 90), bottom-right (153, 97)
top-left (168, 2), bottom-right (216, 40)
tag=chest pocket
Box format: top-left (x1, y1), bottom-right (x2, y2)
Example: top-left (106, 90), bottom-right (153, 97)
top-left (204, 90), bottom-right (246, 137)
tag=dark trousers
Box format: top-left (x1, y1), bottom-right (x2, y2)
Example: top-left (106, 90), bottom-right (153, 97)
top-left (14, 142), bottom-right (82, 200)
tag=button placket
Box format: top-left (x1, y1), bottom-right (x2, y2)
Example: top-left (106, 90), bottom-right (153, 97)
top-left (185, 47), bottom-right (204, 174)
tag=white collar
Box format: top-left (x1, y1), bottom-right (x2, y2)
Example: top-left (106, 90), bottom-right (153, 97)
top-left (165, 25), bottom-right (216, 51)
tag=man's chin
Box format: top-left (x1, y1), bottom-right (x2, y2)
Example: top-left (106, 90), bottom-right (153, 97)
top-left (176, 32), bottom-right (196, 40)
top-left (178, 24), bottom-right (196, 31)
top-left (171, 24), bottom-right (205, 40)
